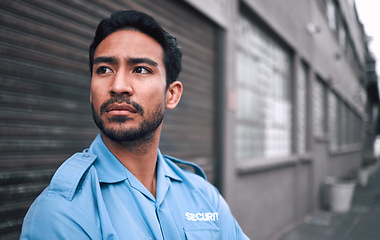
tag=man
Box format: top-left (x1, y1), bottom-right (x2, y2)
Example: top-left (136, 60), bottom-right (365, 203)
top-left (20, 10), bottom-right (249, 239)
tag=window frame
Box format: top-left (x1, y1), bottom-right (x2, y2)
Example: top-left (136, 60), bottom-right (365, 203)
top-left (234, 11), bottom-right (296, 171)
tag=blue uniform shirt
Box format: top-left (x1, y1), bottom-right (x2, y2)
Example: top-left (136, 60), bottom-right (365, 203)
top-left (21, 134), bottom-right (249, 239)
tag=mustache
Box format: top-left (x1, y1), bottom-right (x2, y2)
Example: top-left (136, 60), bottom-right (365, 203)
top-left (99, 96), bottom-right (144, 116)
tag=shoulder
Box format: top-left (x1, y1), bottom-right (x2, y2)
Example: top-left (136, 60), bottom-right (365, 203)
top-left (48, 150), bottom-right (97, 201)
top-left (21, 188), bottom-right (102, 239)
top-left (163, 155), bottom-right (221, 204)
top-left (20, 151), bottom-right (102, 239)
top-left (163, 155), bottom-right (207, 180)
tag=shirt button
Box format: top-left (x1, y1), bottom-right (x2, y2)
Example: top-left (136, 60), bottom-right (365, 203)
top-left (83, 154), bottom-right (90, 158)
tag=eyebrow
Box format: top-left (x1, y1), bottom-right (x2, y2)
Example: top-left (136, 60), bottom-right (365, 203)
top-left (93, 56), bottom-right (118, 65)
top-left (93, 56), bottom-right (158, 68)
top-left (128, 57), bottom-right (158, 67)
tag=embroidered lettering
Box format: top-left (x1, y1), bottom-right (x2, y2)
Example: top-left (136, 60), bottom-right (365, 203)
top-left (185, 212), bottom-right (219, 222)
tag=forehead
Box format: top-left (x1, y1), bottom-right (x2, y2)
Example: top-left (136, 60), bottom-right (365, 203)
top-left (94, 30), bottom-right (164, 63)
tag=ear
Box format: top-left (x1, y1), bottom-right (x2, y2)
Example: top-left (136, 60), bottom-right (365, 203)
top-left (166, 81), bottom-right (183, 109)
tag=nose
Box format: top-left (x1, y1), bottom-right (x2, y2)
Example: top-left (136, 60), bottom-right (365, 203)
top-left (109, 69), bottom-right (133, 96)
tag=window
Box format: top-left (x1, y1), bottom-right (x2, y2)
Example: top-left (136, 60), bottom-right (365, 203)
top-left (313, 77), bottom-right (326, 137)
top-left (296, 63), bottom-right (308, 153)
top-left (328, 91), bottom-right (339, 150)
top-left (235, 16), bottom-right (292, 160)
top-left (353, 113), bottom-right (362, 144)
top-left (329, 90), bottom-right (362, 151)
top-left (327, 0), bottom-right (337, 31)
top-left (339, 26), bottom-right (346, 50)
top-left (340, 103), bottom-right (349, 146)
top-left (346, 108), bottom-right (362, 145)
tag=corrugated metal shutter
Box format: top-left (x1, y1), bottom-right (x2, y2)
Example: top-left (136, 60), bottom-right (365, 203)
top-left (0, 1), bottom-right (102, 239)
top-left (147, 2), bottom-right (218, 182)
top-left (0, 0), bottom-right (218, 239)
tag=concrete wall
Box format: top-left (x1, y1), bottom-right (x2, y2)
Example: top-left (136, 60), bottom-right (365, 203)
top-left (329, 150), bottom-right (362, 177)
top-left (186, 0), bottom-right (370, 239)
top-left (231, 167), bottom-right (296, 240)
top-left (239, 163), bottom-right (312, 240)
top-left (225, 1), bottom-right (366, 239)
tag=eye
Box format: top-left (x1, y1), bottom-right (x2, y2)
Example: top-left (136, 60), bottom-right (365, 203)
top-left (95, 66), bottom-right (113, 75)
top-left (133, 66), bottom-right (152, 74)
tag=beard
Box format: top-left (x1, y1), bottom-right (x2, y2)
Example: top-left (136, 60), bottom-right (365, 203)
top-left (91, 96), bottom-right (165, 145)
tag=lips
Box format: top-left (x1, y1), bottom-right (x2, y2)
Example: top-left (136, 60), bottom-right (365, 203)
top-left (99, 97), bottom-right (144, 116)
top-left (105, 103), bottom-right (137, 114)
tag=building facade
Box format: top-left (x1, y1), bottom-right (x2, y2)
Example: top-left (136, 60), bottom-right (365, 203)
top-left (0, 0), bottom-right (378, 239)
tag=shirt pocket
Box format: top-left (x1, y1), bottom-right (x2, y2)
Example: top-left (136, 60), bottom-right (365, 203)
top-left (184, 227), bottom-right (219, 240)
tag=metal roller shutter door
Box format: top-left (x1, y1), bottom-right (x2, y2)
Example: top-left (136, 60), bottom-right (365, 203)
top-left (0, 0), bottom-right (218, 238)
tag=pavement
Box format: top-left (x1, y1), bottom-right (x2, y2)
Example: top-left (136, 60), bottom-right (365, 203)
top-left (278, 164), bottom-right (380, 240)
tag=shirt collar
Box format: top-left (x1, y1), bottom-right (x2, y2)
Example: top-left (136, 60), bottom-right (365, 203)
top-left (89, 134), bottom-right (127, 183)
top-left (157, 149), bottom-right (182, 182)
top-left (88, 133), bottom-right (182, 183)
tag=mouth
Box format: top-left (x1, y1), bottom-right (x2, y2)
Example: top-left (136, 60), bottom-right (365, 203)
top-left (99, 97), bottom-right (144, 117)
top-left (105, 103), bottom-right (138, 115)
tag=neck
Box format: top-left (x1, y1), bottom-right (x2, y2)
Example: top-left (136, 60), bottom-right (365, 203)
top-left (101, 126), bottom-right (162, 198)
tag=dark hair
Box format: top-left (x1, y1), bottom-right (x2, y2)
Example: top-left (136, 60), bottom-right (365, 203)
top-left (89, 10), bottom-right (182, 86)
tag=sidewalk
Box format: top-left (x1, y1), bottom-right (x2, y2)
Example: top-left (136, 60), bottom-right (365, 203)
top-left (278, 165), bottom-right (380, 240)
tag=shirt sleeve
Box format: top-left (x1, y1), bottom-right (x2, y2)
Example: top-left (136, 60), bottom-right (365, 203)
top-left (20, 194), bottom-right (101, 240)
top-left (217, 193), bottom-right (251, 240)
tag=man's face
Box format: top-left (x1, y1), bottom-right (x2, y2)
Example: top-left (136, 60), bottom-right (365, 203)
top-left (90, 30), bottom-right (167, 143)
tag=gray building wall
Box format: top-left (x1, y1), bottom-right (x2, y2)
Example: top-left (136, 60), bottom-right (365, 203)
top-left (187, 0), bottom-right (377, 239)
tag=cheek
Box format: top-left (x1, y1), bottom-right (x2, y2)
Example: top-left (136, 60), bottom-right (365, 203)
top-left (90, 82), bottom-right (106, 102)
top-left (90, 91), bottom-right (104, 112)
top-left (140, 91), bottom-right (166, 114)
top-left (89, 87), bottom-right (96, 104)
top-left (138, 79), bottom-right (165, 97)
